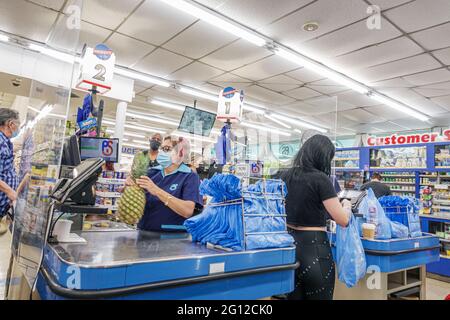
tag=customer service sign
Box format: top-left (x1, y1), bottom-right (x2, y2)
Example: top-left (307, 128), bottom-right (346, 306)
top-left (366, 129), bottom-right (450, 146)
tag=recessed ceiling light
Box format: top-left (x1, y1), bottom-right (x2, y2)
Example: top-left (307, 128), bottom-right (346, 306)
top-left (303, 21), bottom-right (319, 32)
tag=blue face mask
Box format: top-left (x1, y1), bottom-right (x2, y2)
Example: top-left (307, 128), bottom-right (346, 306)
top-left (157, 151), bottom-right (173, 168)
top-left (11, 130), bottom-right (19, 139)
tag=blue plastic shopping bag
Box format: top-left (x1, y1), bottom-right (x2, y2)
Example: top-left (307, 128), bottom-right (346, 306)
top-left (359, 188), bottom-right (392, 240)
top-left (336, 216), bottom-right (367, 288)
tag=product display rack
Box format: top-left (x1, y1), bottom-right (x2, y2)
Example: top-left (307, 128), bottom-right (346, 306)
top-left (94, 171), bottom-right (126, 213)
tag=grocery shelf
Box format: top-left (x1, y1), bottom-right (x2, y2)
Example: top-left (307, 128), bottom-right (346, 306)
top-left (433, 199), bottom-right (450, 205)
top-left (382, 182), bottom-right (415, 185)
top-left (420, 175), bottom-right (438, 178)
top-left (334, 158), bottom-right (359, 161)
top-left (420, 213), bottom-right (450, 221)
top-left (383, 175), bottom-right (416, 178)
top-left (440, 255), bottom-right (450, 260)
top-left (391, 190), bottom-right (415, 193)
top-left (439, 238), bottom-right (450, 243)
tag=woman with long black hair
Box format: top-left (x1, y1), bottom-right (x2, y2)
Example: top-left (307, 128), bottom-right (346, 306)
top-left (282, 134), bottom-right (351, 300)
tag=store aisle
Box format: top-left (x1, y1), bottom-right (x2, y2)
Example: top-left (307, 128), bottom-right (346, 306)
top-left (0, 231), bottom-right (11, 299)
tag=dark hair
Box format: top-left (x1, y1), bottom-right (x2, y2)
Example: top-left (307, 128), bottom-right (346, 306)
top-left (372, 172), bottom-right (382, 180)
top-left (282, 134), bottom-right (335, 184)
top-left (0, 108), bottom-right (19, 126)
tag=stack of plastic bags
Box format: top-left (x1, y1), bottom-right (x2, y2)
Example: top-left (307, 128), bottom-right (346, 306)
top-left (184, 175), bottom-right (294, 251)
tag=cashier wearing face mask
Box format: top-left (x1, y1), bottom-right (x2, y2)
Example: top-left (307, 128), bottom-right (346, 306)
top-left (136, 136), bottom-right (203, 232)
top-left (0, 109), bottom-right (20, 235)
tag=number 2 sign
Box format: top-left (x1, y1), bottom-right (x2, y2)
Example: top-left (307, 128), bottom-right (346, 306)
top-left (76, 44), bottom-right (115, 94)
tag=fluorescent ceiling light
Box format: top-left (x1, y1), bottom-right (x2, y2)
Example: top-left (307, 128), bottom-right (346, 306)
top-left (133, 139), bottom-right (149, 145)
top-left (158, 0), bottom-right (266, 46)
top-left (270, 113), bottom-right (327, 133)
top-left (115, 67), bottom-right (170, 87)
top-left (243, 104), bottom-right (266, 115)
top-left (171, 131), bottom-right (217, 143)
top-left (104, 119), bottom-right (166, 134)
top-left (370, 93), bottom-right (429, 122)
top-left (0, 34), bottom-right (9, 42)
top-left (126, 112), bottom-right (179, 126)
top-left (151, 99), bottom-right (185, 111)
top-left (294, 129), bottom-right (302, 135)
top-left (179, 87), bottom-right (219, 102)
top-left (123, 142), bottom-right (149, 149)
top-left (241, 121), bottom-right (291, 137)
top-left (276, 48), bottom-right (369, 95)
top-left (264, 114), bottom-right (292, 129)
top-left (28, 43), bottom-right (76, 64)
top-left (106, 129), bottom-right (146, 139)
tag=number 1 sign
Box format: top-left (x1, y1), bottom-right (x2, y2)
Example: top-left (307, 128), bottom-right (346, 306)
top-left (76, 44), bottom-right (115, 94)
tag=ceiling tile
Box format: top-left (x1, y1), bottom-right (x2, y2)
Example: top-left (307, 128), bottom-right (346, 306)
top-left (163, 21), bottom-right (237, 59)
top-left (366, 0), bottom-right (412, 10)
top-left (82, 0), bottom-right (141, 30)
top-left (201, 0), bottom-right (314, 29)
top-left (359, 54), bottom-right (441, 83)
top-left (370, 77), bottom-right (415, 89)
top-left (167, 62), bottom-right (224, 83)
top-left (411, 22), bottom-right (450, 51)
top-left (335, 91), bottom-right (379, 107)
top-left (413, 81), bottom-right (450, 98)
top-left (384, 0), bottom-right (450, 33)
top-left (283, 87), bottom-right (322, 100)
top-left (341, 108), bottom-right (385, 123)
top-left (134, 48), bottom-right (192, 78)
top-left (244, 85), bottom-right (296, 105)
top-left (106, 33), bottom-right (155, 68)
top-left (0, 0), bottom-right (58, 43)
top-left (77, 21), bottom-right (111, 52)
top-left (233, 55), bottom-right (298, 81)
top-left (403, 69), bottom-right (450, 86)
top-left (432, 48), bottom-right (450, 65)
top-left (200, 39), bottom-right (271, 71)
top-left (258, 75), bottom-right (302, 92)
top-left (208, 73), bottom-right (253, 89)
top-left (363, 104), bottom-right (409, 120)
top-left (379, 87), bottom-right (448, 116)
top-left (431, 95), bottom-right (450, 111)
top-left (306, 79), bottom-right (347, 95)
top-left (300, 19), bottom-right (402, 59)
top-left (332, 37), bottom-right (423, 71)
top-left (261, 0), bottom-right (368, 49)
top-left (30, 0), bottom-right (65, 11)
top-left (117, 0), bottom-right (196, 45)
top-left (285, 68), bottom-right (325, 83)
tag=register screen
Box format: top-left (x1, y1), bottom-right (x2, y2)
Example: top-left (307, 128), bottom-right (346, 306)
top-left (79, 137), bottom-right (119, 163)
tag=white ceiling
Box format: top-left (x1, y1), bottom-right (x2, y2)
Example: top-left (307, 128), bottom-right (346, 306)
top-left (0, 0), bottom-right (449, 140)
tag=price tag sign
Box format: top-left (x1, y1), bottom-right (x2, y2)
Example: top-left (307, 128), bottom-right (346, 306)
top-left (217, 87), bottom-right (244, 123)
top-left (76, 44), bottom-right (115, 94)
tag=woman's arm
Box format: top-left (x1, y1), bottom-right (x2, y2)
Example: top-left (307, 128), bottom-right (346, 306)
top-left (136, 176), bottom-right (195, 219)
top-left (323, 198), bottom-right (351, 227)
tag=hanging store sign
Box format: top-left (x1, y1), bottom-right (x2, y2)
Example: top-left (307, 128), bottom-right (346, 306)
top-left (76, 44), bottom-right (115, 94)
top-left (217, 87), bottom-right (244, 123)
top-left (366, 129), bottom-right (450, 146)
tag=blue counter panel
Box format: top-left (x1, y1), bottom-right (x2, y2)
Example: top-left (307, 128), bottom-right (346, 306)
top-left (329, 233), bottom-right (440, 273)
top-left (37, 268), bottom-right (294, 300)
top-left (42, 231), bottom-right (296, 291)
top-left (427, 257), bottom-right (450, 277)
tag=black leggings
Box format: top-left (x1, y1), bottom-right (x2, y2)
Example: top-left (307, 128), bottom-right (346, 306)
top-left (288, 230), bottom-right (335, 300)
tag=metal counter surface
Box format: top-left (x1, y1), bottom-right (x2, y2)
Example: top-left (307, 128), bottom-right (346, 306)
top-left (42, 230), bottom-right (296, 291)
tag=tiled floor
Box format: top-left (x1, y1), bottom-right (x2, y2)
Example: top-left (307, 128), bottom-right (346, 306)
top-left (0, 230), bottom-right (448, 300)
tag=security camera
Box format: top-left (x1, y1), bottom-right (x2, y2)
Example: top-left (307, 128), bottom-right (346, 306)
top-left (11, 78), bottom-right (22, 87)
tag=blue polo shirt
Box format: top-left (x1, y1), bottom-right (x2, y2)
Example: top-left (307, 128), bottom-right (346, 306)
top-left (137, 164), bottom-right (203, 232)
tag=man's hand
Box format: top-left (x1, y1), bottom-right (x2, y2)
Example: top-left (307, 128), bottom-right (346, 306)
top-left (136, 176), bottom-right (160, 196)
top-left (6, 190), bottom-right (17, 202)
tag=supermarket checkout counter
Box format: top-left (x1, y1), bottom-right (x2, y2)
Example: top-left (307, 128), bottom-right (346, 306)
top-left (36, 230), bottom-right (297, 300)
top-left (332, 191), bottom-right (441, 300)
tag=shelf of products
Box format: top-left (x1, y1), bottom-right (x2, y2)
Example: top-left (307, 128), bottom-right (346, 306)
top-left (95, 171), bottom-right (127, 212)
top-left (434, 145), bottom-right (450, 168)
top-left (333, 149), bottom-right (360, 169)
top-left (335, 170), bottom-right (364, 190)
top-left (369, 146), bottom-right (427, 169)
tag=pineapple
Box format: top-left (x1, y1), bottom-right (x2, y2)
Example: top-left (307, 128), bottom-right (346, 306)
top-left (117, 151), bottom-right (149, 225)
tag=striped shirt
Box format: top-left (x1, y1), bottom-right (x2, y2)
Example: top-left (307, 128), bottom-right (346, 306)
top-left (0, 131), bottom-right (18, 216)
